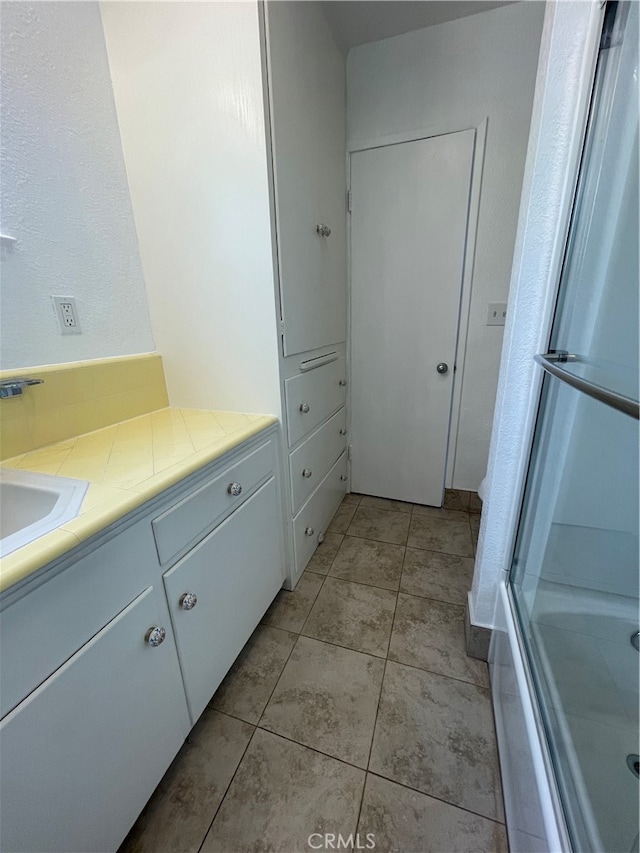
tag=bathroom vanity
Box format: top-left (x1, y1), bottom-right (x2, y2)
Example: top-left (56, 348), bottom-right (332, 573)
top-left (0, 416), bottom-right (285, 853)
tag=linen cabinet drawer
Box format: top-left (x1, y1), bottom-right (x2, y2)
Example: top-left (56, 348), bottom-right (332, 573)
top-left (163, 478), bottom-right (284, 724)
top-left (285, 357), bottom-right (347, 447)
top-left (293, 451), bottom-right (347, 574)
top-left (152, 438), bottom-right (275, 566)
top-left (289, 407), bottom-right (347, 513)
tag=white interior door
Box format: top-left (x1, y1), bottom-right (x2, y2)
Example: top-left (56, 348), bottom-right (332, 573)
top-left (350, 130), bottom-right (474, 506)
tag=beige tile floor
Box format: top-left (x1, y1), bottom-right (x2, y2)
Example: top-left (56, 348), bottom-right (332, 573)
top-left (120, 490), bottom-right (507, 853)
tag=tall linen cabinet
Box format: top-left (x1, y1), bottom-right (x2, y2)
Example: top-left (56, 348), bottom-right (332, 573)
top-left (102, 0), bottom-right (349, 588)
top-left (264, 1), bottom-right (349, 587)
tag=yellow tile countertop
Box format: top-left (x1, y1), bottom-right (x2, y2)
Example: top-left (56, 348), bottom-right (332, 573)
top-left (0, 407), bottom-right (278, 593)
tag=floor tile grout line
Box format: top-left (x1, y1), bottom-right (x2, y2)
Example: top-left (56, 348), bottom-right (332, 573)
top-left (320, 570), bottom-right (401, 596)
top-left (297, 579), bottom-right (488, 684)
top-left (338, 529), bottom-right (472, 558)
top-left (364, 770), bottom-right (506, 827)
top-left (353, 584), bottom-right (402, 833)
top-left (210, 710), bottom-right (505, 830)
top-left (335, 530), bottom-right (409, 547)
top-left (356, 656), bottom-right (388, 833)
top-left (254, 725), bottom-right (370, 773)
top-left (385, 655), bottom-right (491, 692)
top-left (195, 720), bottom-right (259, 853)
top-left (256, 603), bottom-right (321, 729)
top-left (299, 625), bottom-right (392, 660)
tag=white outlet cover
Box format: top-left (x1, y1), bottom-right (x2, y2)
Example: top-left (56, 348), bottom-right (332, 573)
top-left (51, 295), bottom-right (81, 335)
top-left (487, 302), bottom-right (507, 326)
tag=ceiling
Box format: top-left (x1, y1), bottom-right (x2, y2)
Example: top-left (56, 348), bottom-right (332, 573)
top-left (321, 1), bottom-right (518, 52)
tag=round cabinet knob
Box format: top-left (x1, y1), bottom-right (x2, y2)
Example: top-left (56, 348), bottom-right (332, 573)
top-left (302, 468), bottom-right (313, 479)
top-left (305, 526), bottom-right (315, 536)
top-left (339, 379), bottom-right (347, 387)
top-left (227, 482), bottom-right (242, 496)
top-left (299, 403), bottom-right (310, 413)
top-left (340, 475), bottom-right (348, 482)
top-left (317, 532), bottom-right (325, 544)
top-left (316, 224), bottom-right (331, 237)
top-left (436, 362), bottom-right (449, 375)
top-left (179, 592), bottom-right (198, 611)
top-left (145, 626), bottom-right (166, 647)
top-left (339, 428), bottom-right (347, 436)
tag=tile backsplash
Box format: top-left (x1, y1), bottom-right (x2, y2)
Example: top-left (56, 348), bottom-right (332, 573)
top-left (0, 353), bottom-right (169, 460)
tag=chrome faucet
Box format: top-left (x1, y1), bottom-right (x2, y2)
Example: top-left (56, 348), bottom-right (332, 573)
top-left (0, 378), bottom-right (44, 398)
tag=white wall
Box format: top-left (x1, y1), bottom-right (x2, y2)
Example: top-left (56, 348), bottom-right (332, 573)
top-left (0, 2), bottom-right (155, 370)
top-left (101, 1), bottom-right (281, 416)
top-left (471, 1), bottom-right (605, 627)
top-left (347, 2), bottom-right (545, 490)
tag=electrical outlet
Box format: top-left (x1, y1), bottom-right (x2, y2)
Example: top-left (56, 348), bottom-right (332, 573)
top-left (51, 295), bottom-right (81, 335)
top-left (487, 302), bottom-right (507, 326)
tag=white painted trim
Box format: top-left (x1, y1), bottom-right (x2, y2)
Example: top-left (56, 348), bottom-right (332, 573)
top-left (347, 120), bottom-right (487, 495)
top-left (471, 0), bottom-right (605, 628)
top-left (347, 123), bottom-right (478, 154)
top-left (446, 118), bottom-right (487, 488)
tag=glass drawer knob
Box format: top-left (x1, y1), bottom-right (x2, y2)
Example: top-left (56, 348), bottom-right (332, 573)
top-left (302, 468), bottom-right (313, 478)
top-left (299, 403), bottom-right (310, 413)
top-left (179, 593), bottom-right (198, 611)
top-left (145, 626), bottom-right (166, 647)
top-left (305, 526), bottom-right (315, 536)
top-left (228, 482), bottom-right (242, 496)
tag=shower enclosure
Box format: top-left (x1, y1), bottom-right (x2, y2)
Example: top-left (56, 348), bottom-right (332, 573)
top-left (508, 2), bottom-right (639, 850)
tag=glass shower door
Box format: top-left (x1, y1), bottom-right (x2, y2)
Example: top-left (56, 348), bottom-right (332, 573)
top-left (509, 2), bottom-right (639, 851)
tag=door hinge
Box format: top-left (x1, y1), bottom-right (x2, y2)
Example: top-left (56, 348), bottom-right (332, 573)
top-left (347, 190), bottom-right (352, 213)
top-left (347, 444), bottom-right (352, 461)
top-left (280, 319), bottom-right (285, 336)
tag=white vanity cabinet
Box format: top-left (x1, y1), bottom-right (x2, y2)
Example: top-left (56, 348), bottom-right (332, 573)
top-left (0, 425), bottom-right (285, 853)
top-left (163, 477), bottom-right (283, 722)
top-left (0, 585), bottom-right (190, 853)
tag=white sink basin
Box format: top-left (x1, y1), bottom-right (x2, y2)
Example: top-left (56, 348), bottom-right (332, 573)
top-left (0, 468), bottom-right (89, 557)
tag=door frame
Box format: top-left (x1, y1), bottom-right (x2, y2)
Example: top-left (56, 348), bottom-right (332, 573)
top-left (346, 119), bottom-right (488, 490)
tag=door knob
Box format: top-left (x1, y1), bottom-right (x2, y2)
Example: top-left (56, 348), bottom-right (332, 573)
top-left (436, 362), bottom-right (449, 375)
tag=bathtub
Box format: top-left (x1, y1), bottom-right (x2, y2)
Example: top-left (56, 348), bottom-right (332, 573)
top-left (491, 581), bottom-right (639, 852)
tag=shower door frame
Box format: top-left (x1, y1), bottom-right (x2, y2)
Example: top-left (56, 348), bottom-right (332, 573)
top-left (469, 1), bottom-right (608, 851)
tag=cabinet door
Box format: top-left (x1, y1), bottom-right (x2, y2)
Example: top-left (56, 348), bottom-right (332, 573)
top-left (266, 2), bottom-right (347, 356)
top-left (163, 477), bottom-right (284, 723)
top-left (0, 587), bottom-right (190, 853)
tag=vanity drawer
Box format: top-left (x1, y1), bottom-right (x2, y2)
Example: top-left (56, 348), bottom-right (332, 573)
top-left (289, 407), bottom-right (347, 513)
top-left (285, 357), bottom-right (347, 447)
top-left (293, 451), bottom-right (347, 575)
top-left (152, 438), bottom-right (275, 567)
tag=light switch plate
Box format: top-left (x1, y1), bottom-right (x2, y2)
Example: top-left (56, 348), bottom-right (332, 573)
top-left (487, 302), bottom-right (507, 326)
